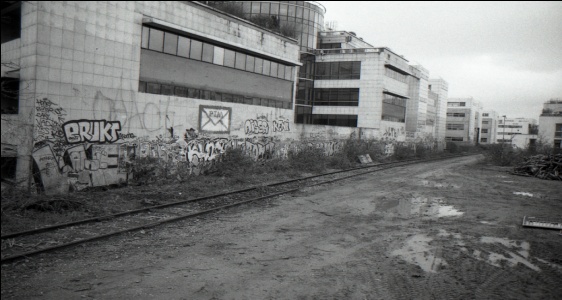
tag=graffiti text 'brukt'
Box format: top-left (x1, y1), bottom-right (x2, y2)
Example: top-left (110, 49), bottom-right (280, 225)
top-left (63, 120), bottom-right (122, 144)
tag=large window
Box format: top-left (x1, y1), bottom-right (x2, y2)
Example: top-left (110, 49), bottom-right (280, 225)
top-left (446, 124), bottom-right (464, 130)
top-left (139, 81), bottom-right (292, 110)
top-left (382, 93), bottom-right (406, 123)
top-left (314, 88), bottom-right (359, 106)
top-left (141, 26), bottom-right (294, 81)
top-left (481, 129), bottom-right (488, 133)
top-left (315, 61), bottom-right (361, 80)
top-left (447, 113), bottom-right (466, 117)
top-left (312, 114), bottom-right (357, 127)
top-left (1, 77), bottom-right (19, 114)
top-left (555, 123), bottom-right (562, 138)
top-left (384, 67), bottom-right (408, 83)
top-left (448, 102), bottom-right (466, 107)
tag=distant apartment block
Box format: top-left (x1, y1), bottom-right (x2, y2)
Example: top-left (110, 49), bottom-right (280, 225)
top-left (480, 111), bottom-right (498, 144)
top-left (497, 117), bottom-right (537, 149)
top-left (538, 99), bottom-right (562, 149)
top-left (445, 98), bottom-right (482, 143)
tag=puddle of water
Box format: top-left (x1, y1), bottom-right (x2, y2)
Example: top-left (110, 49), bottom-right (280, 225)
top-left (536, 258), bottom-right (562, 270)
top-left (397, 197), bottom-right (463, 218)
top-left (391, 234), bottom-right (447, 273)
top-left (476, 236), bottom-right (539, 271)
top-left (421, 180), bottom-right (460, 189)
top-left (513, 192), bottom-right (533, 197)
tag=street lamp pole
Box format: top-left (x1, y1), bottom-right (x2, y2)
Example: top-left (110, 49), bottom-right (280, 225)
top-left (502, 115), bottom-right (506, 145)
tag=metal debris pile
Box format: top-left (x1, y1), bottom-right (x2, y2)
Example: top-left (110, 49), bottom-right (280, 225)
top-left (513, 154), bottom-right (562, 180)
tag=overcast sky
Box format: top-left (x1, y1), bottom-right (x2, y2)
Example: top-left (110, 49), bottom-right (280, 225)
top-left (319, 1), bottom-right (562, 121)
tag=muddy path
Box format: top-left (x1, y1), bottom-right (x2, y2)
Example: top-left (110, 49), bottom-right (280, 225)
top-left (2, 155), bottom-right (561, 299)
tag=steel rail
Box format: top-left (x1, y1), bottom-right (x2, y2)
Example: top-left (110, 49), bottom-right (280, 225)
top-left (1, 156), bottom-right (435, 240)
top-left (1, 154), bottom-right (472, 264)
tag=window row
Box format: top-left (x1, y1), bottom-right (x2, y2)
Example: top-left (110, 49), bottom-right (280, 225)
top-left (311, 114), bottom-right (358, 127)
top-left (383, 95), bottom-right (407, 107)
top-left (382, 101), bottom-right (406, 123)
top-left (385, 67), bottom-right (408, 83)
top-left (448, 102), bottom-right (466, 107)
top-left (446, 124), bottom-right (464, 130)
top-left (314, 88), bottom-right (359, 106)
top-left (139, 81), bottom-right (292, 109)
top-left (446, 137), bottom-right (464, 142)
top-left (142, 26), bottom-right (294, 81)
top-left (480, 138), bottom-right (488, 143)
top-left (482, 121), bottom-right (489, 124)
top-left (318, 43), bottom-right (342, 49)
top-left (447, 113), bottom-right (466, 117)
top-left (242, 2), bottom-right (324, 24)
top-left (315, 61), bottom-right (361, 80)
top-left (481, 129), bottom-right (489, 133)
top-left (498, 125), bottom-right (522, 128)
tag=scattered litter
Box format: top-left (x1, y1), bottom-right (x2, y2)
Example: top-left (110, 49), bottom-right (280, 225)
top-left (357, 154), bottom-right (373, 164)
top-left (513, 192), bottom-right (533, 197)
top-left (391, 234), bottom-right (447, 273)
top-left (512, 154), bottom-right (562, 180)
top-left (398, 197), bottom-right (464, 218)
top-left (522, 216), bottom-right (562, 230)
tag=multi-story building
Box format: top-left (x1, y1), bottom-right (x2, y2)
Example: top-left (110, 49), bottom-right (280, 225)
top-left (1, 1), bottom-right (301, 193)
top-left (480, 110), bottom-right (498, 144)
top-left (538, 99), bottom-right (562, 149)
top-left (427, 79), bottom-right (449, 141)
top-left (496, 117), bottom-right (537, 148)
top-left (445, 97), bottom-right (482, 143)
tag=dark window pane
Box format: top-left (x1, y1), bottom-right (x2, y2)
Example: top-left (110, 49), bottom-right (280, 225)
top-left (352, 61), bottom-right (361, 79)
top-left (138, 81), bottom-right (146, 92)
top-left (245, 55), bottom-right (255, 72)
top-left (254, 57), bottom-right (263, 73)
top-left (175, 86), bottom-right (187, 97)
top-left (190, 40), bottom-right (203, 60)
top-left (270, 62), bottom-right (278, 77)
top-left (223, 93), bottom-right (233, 102)
top-left (188, 88), bottom-right (200, 98)
top-left (214, 92), bottom-right (223, 101)
top-left (339, 61), bottom-right (352, 79)
top-left (147, 82), bottom-right (161, 94)
top-left (177, 36), bottom-right (190, 57)
top-left (141, 27), bottom-right (149, 48)
top-left (224, 49), bottom-right (235, 67)
top-left (329, 62), bottom-right (339, 77)
top-left (163, 32), bottom-right (178, 55)
top-left (235, 52), bottom-right (246, 70)
top-left (161, 84), bottom-right (174, 95)
top-left (201, 90), bottom-right (211, 100)
top-left (202, 43), bottom-right (214, 63)
top-left (148, 28), bottom-right (164, 52)
top-left (263, 60), bottom-right (271, 76)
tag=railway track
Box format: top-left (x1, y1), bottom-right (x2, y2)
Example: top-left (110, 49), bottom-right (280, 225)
top-left (1, 154), bottom-right (472, 264)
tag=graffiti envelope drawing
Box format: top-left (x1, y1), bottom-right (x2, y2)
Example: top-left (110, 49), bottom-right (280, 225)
top-left (199, 106), bottom-right (231, 133)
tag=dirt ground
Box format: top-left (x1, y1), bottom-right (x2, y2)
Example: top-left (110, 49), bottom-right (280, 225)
top-left (1, 155), bottom-right (561, 299)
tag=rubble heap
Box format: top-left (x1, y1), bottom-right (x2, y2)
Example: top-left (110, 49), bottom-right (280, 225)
top-left (513, 154), bottom-right (562, 181)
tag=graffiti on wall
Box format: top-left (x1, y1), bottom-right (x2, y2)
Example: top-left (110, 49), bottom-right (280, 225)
top-left (199, 106), bottom-right (231, 133)
top-left (62, 120), bottom-right (122, 144)
top-left (382, 126), bottom-right (405, 139)
top-left (245, 117), bottom-right (291, 135)
top-left (245, 117), bottom-right (269, 135)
